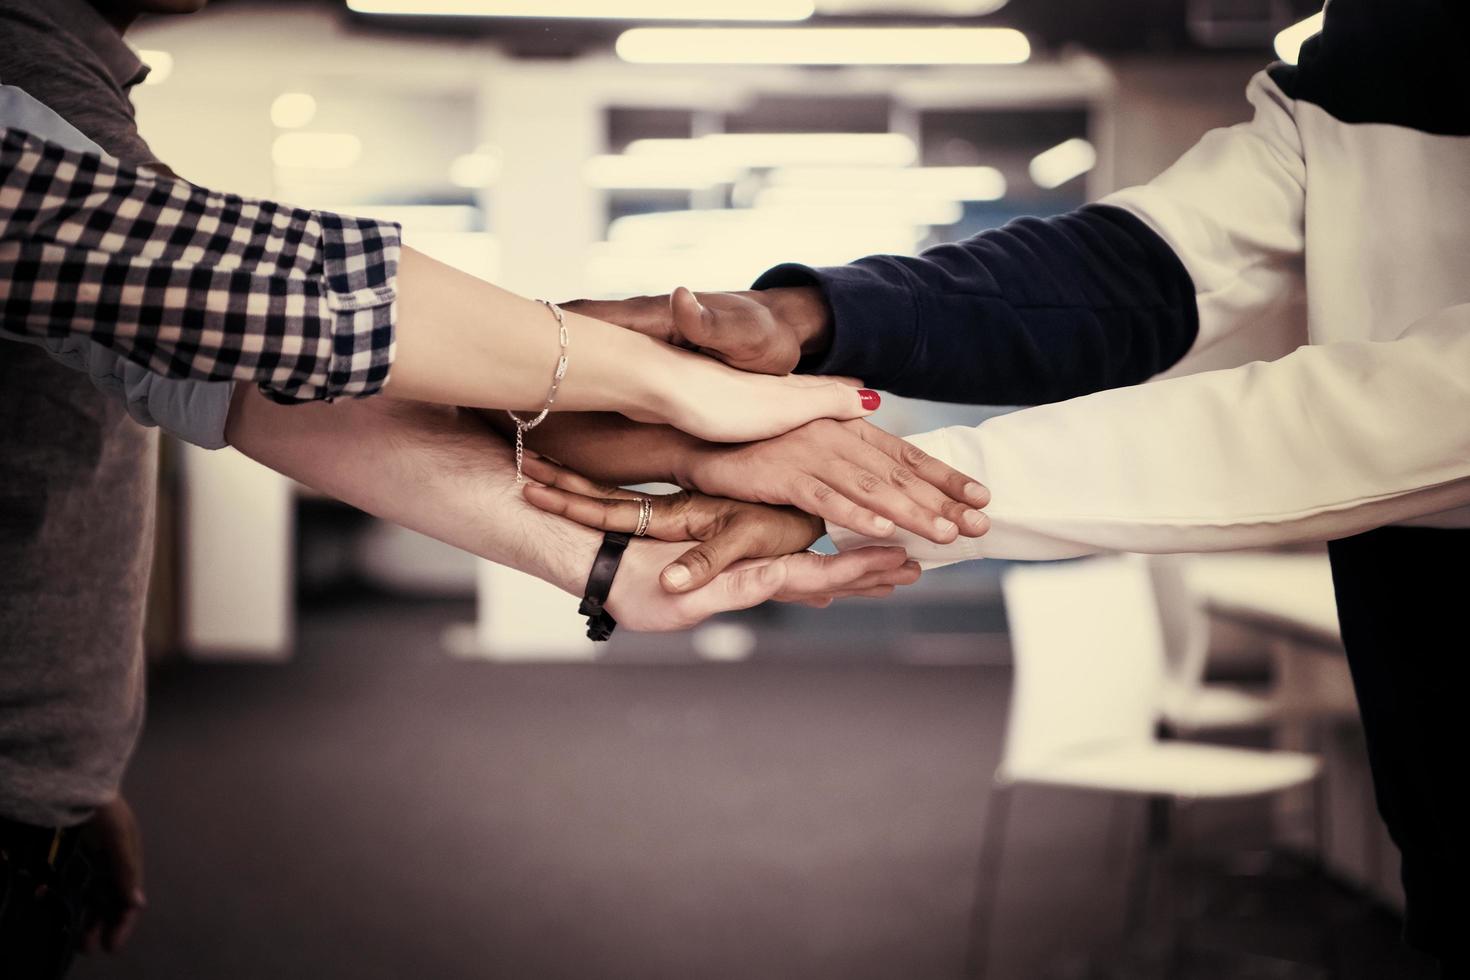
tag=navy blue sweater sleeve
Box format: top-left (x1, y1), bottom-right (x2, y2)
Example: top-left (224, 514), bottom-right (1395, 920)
top-left (751, 203), bottom-right (1198, 406)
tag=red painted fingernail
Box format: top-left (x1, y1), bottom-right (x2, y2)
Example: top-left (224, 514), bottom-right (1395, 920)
top-left (859, 389), bottom-right (881, 410)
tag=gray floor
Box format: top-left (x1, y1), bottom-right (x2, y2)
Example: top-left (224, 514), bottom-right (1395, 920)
top-left (73, 599), bottom-right (1436, 980)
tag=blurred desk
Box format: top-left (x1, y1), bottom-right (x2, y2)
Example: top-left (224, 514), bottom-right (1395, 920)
top-left (1186, 552), bottom-right (1340, 649)
top-left (1186, 552), bottom-right (1405, 910)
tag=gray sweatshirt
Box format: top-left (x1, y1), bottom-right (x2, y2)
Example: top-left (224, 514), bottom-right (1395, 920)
top-left (0, 0), bottom-right (169, 827)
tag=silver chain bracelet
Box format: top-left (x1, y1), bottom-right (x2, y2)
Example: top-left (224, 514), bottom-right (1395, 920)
top-left (508, 299), bottom-right (569, 483)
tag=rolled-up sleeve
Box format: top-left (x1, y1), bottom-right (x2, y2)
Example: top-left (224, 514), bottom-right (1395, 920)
top-left (0, 127), bottom-right (401, 403)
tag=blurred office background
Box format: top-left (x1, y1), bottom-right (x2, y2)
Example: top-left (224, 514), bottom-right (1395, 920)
top-left (81, 1), bottom-right (1437, 978)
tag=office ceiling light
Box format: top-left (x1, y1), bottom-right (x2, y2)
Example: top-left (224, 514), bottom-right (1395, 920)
top-left (616, 27), bottom-right (1030, 65)
top-left (137, 49), bottom-right (173, 85)
top-left (627, 133), bottom-right (918, 168)
top-left (272, 132), bottom-right (363, 170)
top-left (770, 165), bottom-right (1005, 200)
top-left (1273, 10), bottom-right (1324, 65)
top-left (346, 0), bottom-right (814, 20)
top-left (270, 93), bottom-right (317, 129)
top-left (754, 188), bottom-right (964, 226)
top-left (584, 155), bottom-right (742, 190)
top-left (449, 148), bottom-right (502, 188)
top-left (816, 0), bottom-right (1006, 13)
top-left (1028, 137), bottom-right (1096, 189)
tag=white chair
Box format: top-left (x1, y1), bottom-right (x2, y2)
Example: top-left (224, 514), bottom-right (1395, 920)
top-left (1147, 555), bottom-right (1357, 734)
top-left (964, 556), bottom-right (1323, 980)
top-left (1149, 555), bottom-right (1279, 732)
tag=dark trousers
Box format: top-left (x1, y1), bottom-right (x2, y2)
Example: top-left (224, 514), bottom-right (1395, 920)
top-left (1328, 525), bottom-right (1468, 959)
top-left (0, 821), bottom-right (92, 980)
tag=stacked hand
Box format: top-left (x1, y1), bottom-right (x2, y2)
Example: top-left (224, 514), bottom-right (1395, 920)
top-left (510, 283), bottom-right (991, 607)
top-left (566, 285), bottom-right (826, 377)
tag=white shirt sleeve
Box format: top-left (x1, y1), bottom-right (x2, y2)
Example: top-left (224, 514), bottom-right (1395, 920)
top-left (830, 302), bottom-right (1470, 565)
top-left (1102, 70), bottom-right (1309, 375)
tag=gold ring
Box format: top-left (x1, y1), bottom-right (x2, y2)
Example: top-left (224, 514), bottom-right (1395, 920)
top-left (634, 497), bottom-right (653, 537)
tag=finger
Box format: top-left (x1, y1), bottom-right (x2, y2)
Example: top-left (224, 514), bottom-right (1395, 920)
top-left (772, 546), bottom-right (910, 600)
top-left (831, 586), bottom-right (899, 599)
top-left (827, 453), bottom-right (963, 545)
top-left (83, 922), bottom-right (104, 955)
top-left (677, 557), bottom-right (792, 620)
top-left (789, 475), bottom-right (895, 539)
top-left (781, 380), bottom-right (881, 428)
top-left (840, 559), bottom-right (923, 592)
top-left (861, 425), bottom-right (992, 510)
top-left (670, 286), bottom-right (721, 349)
top-left (523, 484), bottom-right (682, 539)
top-left (661, 521), bottom-right (765, 593)
top-left (560, 295), bottom-right (679, 345)
top-left (520, 455), bottom-right (631, 499)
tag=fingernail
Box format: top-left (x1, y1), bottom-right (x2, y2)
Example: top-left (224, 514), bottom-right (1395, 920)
top-left (964, 482), bottom-right (988, 504)
top-left (963, 508), bottom-right (985, 527)
top-left (934, 517), bottom-right (957, 536)
top-left (858, 389), bottom-right (881, 410)
top-left (662, 565), bottom-right (692, 590)
top-left (873, 517), bottom-right (895, 534)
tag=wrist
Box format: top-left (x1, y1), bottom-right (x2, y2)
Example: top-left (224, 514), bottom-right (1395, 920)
top-left (759, 286), bottom-right (832, 360)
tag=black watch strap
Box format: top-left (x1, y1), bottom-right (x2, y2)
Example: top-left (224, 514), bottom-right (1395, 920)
top-left (579, 531), bottom-right (632, 641)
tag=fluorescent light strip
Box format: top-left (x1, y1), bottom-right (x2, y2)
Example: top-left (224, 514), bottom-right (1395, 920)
top-left (754, 188), bottom-right (964, 226)
top-left (626, 133), bottom-right (918, 168)
top-left (346, 0), bottom-right (814, 20)
top-left (584, 154), bottom-right (742, 190)
top-left (616, 27), bottom-right (1030, 65)
top-left (1028, 137), bottom-right (1095, 190)
top-left (769, 166), bottom-right (1006, 200)
top-left (1273, 10), bottom-right (1324, 66)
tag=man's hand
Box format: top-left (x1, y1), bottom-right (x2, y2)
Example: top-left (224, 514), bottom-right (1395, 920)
top-left (685, 418), bottom-right (991, 545)
top-left (523, 455), bottom-right (920, 596)
top-left (564, 285), bottom-right (832, 377)
top-left (77, 795), bottom-right (146, 955)
top-left (608, 542), bottom-right (920, 628)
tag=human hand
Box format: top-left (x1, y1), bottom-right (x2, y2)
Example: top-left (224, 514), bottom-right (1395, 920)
top-left (607, 540), bottom-right (921, 627)
top-left (523, 455), bottom-right (920, 596)
top-left (681, 418), bottom-right (990, 544)
top-left (631, 341), bottom-right (878, 443)
top-left (564, 285), bottom-right (830, 377)
top-left (77, 795), bottom-right (146, 955)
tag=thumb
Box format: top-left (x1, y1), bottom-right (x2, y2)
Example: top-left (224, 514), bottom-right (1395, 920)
top-left (811, 380), bottom-right (881, 422)
top-left (661, 523), bottom-right (761, 593)
top-left (670, 286), bottom-right (718, 348)
top-left (681, 557), bottom-right (790, 620)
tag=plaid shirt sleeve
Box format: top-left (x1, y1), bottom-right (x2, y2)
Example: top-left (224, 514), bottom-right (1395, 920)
top-left (0, 127), bottom-right (402, 403)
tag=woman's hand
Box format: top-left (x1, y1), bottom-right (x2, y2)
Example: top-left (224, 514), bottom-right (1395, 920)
top-left (388, 251), bottom-right (874, 442)
top-left (629, 343), bottom-right (880, 443)
top-left (521, 455), bottom-right (921, 597)
top-left (684, 418), bottom-right (991, 544)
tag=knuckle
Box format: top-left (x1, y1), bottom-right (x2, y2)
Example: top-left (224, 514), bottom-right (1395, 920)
top-left (855, 470), bottom-right (883, 494)
top-left (802, 477), bottom-right (836, 503)
top-left (899, 443), bottom-right (929, 468)
top-left (888, 465), bottom-right (916, 487)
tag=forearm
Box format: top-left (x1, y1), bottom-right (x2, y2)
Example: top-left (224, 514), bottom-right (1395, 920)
top-left (224, 387), bottom-right (598, 595)
top-left (387, 248), bottom-right (680, 417)
top-left (482, 410), bottom-right (710, 488)
top-left (830, 304), bottom-right (1470, 564)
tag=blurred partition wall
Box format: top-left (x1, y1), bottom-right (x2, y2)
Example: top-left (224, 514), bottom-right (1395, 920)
top-left (128, 2), bottom-right (1261, 661)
